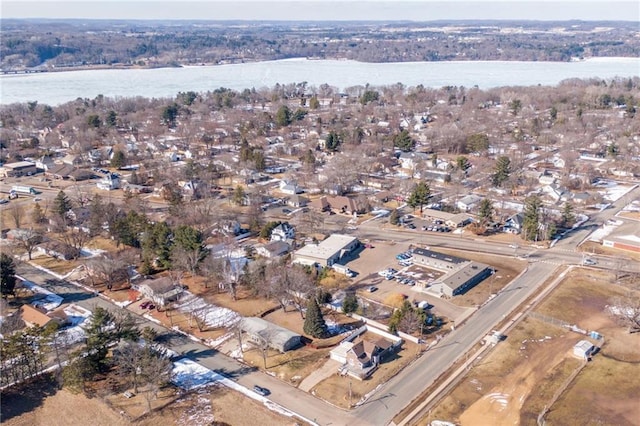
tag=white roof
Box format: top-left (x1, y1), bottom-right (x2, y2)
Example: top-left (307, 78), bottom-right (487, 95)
top-left (294, 234), bottom-right (357, 260)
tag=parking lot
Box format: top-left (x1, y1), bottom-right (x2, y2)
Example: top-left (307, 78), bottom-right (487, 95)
top-left (345, 241), bottom-right (472, 323)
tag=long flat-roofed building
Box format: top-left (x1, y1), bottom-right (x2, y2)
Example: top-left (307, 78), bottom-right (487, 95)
top-left (1, 161), bottom-right (37, 177)
top-left (293, 234), bottom-right (360, 267)
top-left (413, 248), bottom-right (492, 297)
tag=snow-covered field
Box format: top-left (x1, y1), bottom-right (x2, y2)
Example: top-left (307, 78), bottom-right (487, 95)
top-left (175, 292), bottom-right (240, 329)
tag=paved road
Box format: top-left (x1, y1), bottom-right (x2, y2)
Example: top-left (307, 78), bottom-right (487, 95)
top-left (13, 183), bottom-right (639, 426)
top-left (16, 262), bottom-right (355, 426)
top-left (350, 262), bottom-right (557, 426)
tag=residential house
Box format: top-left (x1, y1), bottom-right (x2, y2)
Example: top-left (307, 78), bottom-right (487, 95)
top-left (97, 174), bottom-right (121, 190)
top-left (331, 336), bottom-right (395, 380)
top-left (136, 277), bottom-right (184, 306)
top-left (279, 180), bottom-right (302, 195)
top-left (285, 194), bottom-right (308, 208)
top-left (66, 207), bottom-right (90, 225)
top-left (20, 305), bottom-right (66, 328)
top-left (241, 317), bottom-right (302, 353)
top-left (37, 240), bottom-right (80, 261)
top-left (503, 212), bottom-right (524, 234)
top-left (271, 223), bottom-right (295, 242)
top-left (62, 154), bottom-right (83, 166)
top-left (456, 194), bottom-right (483, 212)
top-left (255, 241), bottom-right (291, 259)
top-left (46, 163), bottom-right (77, 180)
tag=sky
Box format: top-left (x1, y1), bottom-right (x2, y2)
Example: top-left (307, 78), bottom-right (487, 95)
top-left (1, 0), bottom-right (639, 21)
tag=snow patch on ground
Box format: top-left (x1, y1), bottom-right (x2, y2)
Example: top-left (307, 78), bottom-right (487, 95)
top-left (18, 278), bottom-right (64, 311)
top-left (176, 387), bottom-right (216, 426)
top-left (172, 358), bottom-right (225, 390)
top-left (55, 304), bottom-right (92, 345)
top-left (487, 392), bottom-right (510, 410)
top-left (175, 292), bottom-right (240, 329)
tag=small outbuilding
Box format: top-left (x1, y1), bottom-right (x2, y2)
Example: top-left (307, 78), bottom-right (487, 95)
top-left (573, 340), bottom-right (596, 360)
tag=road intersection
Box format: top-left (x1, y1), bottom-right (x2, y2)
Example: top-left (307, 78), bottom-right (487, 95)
top-left (13, 184), bottom-right (639, 425)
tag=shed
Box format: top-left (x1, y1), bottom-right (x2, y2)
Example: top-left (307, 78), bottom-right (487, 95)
top-left (241, 317), bottom-right (302, 353)
top-left (573, 340), bottom-right (595, 359)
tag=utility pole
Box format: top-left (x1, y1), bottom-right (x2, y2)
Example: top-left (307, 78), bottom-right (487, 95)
top-left (349, 379), bottom-right (353, 408)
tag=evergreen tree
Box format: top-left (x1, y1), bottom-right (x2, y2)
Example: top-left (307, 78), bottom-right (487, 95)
top-left (393, 129), bottom-right (415, 152)
top-left (303, 298), bottom-right (328, 338)
top-left (491, 156), bottom-right (512, 187)
top-left (325, 131), bottom-right (341, 152)
top-left (560, 202), bottom-right (576, 228)
top-left (456, 156), bottom-right (471, 173)
top-left (522, 195), bottom-right (543, 241)
top-left (478, 198), bottom-right (494, 222)
top-left (359, 90), bottom-right (379, 105)
top-left (142, 221), bottom-right (173, 269)
top-left (0, 253), bottom-right (17, 299)
top-left (309, 96), bottom-right (320, 110)
top-left (342, 293), bottom-right (358, 314)
top-left (389, 209), bottom-right (400, 226)
top-left (53, 190), bottom-right (72, 217)
top-left (407, 181), bottom-right (431, 213)
top-left (106, 110), bottom-right (117, 127)
top-left (275, 105), bottom-right (292, 127)
top-left (466, 133), bottom-right (489, 153)
top-left (110, 150), bottom-right (126, 169)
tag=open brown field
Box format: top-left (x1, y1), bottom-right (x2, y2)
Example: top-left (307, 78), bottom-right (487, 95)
top-left (1, 376), bottom-right (299, 426)
top-left (418, 267), bottom-right (640, 426)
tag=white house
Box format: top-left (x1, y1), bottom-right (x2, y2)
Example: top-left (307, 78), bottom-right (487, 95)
top-left (97, 174), bottom-right (121, 190)
top-left (279, 180), bottom-right (302, 195)
top-left (271, 222), bottom-right (295, 242)
top-left (456, 194), bottom-right (483, 212)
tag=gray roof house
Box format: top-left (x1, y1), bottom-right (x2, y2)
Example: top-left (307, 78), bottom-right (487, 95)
top-left (136, 276), bottom-right (184, 306)
top-left (241, 317), bottom-right (302, 353)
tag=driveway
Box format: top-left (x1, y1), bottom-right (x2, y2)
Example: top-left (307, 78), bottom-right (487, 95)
top-left (298, 358), bottom-right (341, 392)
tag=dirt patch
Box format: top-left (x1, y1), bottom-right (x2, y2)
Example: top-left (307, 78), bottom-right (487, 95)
top-left (421, 268), bottom-right (640, 426)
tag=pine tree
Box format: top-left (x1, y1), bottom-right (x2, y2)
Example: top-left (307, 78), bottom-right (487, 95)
top-left (342, 293), bottom-right (358, 314)
top-left (303, 298), bottom-right (328, 338)
top-left (560, 202), bottom-right (576, 228)
top-left (478, 198), bottom-right (494, 223)
top-left (53, 190), bottom-right (72, 217)
top-left (407, 181), bottom-right (431, 213)
top-left (522, 195), bottom-right (542, 241)
top-left (491, 156), bottom-right (512, 187)
top-left (0, 253), bottom-right (17, 298)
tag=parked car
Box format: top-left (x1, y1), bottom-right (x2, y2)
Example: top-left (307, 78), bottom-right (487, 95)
top-left (140, 301), bottom-right (150, 309)
top-left (253, 385), bottom-right (270, 396)
top-left (0, 199), bottom-right (8, 205)
top-left (147, 304), bottom-right (156, 310)
top-left (583, 258), bottom-right (597, 265)
top-left (368, 286), bottom-right (378, 293)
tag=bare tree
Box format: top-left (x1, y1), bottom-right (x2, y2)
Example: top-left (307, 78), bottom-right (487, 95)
top-left (255, 326), bottom-right (277, 369)
top-left (9, 203), bottom-right (24, 228)
top-left (86, 253), bottom-right (129, 290)
top-left (608, 294), bottom-right (640, 334)
top-left (13, 228), bottom-right (43, 260)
